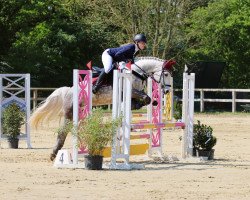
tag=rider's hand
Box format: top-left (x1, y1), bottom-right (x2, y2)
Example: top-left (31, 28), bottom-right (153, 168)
top-left (118, 61), bottom-right (126, 70)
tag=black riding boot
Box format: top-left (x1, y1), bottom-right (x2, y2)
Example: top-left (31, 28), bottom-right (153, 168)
top-left (92, 70), bottom-right (108, 94)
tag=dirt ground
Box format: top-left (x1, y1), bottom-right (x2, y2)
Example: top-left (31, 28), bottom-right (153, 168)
top-left (0, 113), bottom-right (250, 200)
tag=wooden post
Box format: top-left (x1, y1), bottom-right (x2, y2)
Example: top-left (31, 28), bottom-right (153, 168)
top-left (33, 89), bottom-right (38, 110)
top-left (232, 90), bottom-right (236, 113)
top-left (200, 90), bottom-right (204, 112)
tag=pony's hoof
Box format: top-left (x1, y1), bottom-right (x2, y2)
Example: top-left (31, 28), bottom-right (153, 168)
top-left (50, 153), bottom-right (56, 161)
top-left (152, 100), bottom-right (158, 106)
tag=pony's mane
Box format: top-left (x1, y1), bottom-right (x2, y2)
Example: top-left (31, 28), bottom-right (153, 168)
top-left (136, 56), bottom-right (166, 62)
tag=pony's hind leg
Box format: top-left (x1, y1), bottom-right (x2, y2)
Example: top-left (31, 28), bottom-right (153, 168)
top-left (50, 106), bottom-right (73, 161)
top-left (50, 132), bottom-right (67, 161)
top-left (50, 94), bottom-right (73, 161)
top-left (50, 118), bottom-right (72, 161)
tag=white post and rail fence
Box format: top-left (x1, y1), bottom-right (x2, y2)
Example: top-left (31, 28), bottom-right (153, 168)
top-left (175, 88), bottom-right (250, 113)
top-left (30, 88), bottom-right (250, 113)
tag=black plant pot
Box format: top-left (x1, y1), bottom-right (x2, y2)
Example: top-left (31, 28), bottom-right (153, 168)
top-left (196, 149), bottom-right (215, 160)
top-left (193, 149), bottom-right (197, 157)
top-left (84, 155), bottom-right (103, 170)
top-left (8, 138), bottom-right (19, 149)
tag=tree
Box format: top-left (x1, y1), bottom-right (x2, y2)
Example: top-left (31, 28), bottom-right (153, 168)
top-left (0, 0), bottom-right (117, 87)
top-left (87, 0), bottom-right (184, 58)
top-left (3, 0), bottom-right (242, 89)
top-left (184, 0), bottom-right (250, 88)
top-left (86, 0), bottom-right (213, 88)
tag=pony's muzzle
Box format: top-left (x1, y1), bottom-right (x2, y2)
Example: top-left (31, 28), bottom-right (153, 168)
top-left (162, 85), bottom-right (171, 94)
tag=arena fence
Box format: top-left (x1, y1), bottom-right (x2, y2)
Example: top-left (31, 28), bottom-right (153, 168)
top-left (31, 88), bottom-right (250, 113)
top-left (175, 88), bottom-right (250, 112)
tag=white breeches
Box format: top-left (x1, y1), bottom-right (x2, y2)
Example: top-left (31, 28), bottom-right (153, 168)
top-left (102, 49), bottom-right (113, 73)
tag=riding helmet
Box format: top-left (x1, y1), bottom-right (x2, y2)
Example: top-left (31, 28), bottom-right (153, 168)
top-left (133, 34), bottom-right (147, 43)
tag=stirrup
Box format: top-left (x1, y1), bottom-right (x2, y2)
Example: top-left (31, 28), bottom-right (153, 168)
top-left (92, 85), bottom-right (99, 94)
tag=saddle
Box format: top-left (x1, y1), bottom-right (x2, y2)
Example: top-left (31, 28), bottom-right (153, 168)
top-left (91, 65), bottom-right (116, 87)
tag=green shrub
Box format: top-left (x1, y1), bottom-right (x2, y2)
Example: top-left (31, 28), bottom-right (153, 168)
top-left (77, 108), bottom-right (121, 156)
top-left (2, 103), bottom-right (25, 139)
top-left (193, 120), bottom-right (217, 151)
top-left (173, 99), bottom-right (182, 120)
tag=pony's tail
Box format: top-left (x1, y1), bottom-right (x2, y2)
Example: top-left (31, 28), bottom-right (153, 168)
top-left (30, 87), bottom-right (70, 129)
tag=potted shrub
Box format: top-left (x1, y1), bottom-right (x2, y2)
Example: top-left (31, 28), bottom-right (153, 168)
top-left (77, 108), bottom-right (121, 170)
top-left (193, 120), bottom-right (217, 160)
top-left (2, 103), bottom-right (25, 148)
top-left (173, 96), bottom-right (182, 120)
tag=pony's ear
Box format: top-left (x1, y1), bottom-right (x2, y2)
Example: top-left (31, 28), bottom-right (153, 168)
top-left (163, 59), bottom-right (176, 71)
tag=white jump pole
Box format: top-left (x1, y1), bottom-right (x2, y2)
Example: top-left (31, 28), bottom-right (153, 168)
top-left (111, 67), bottom-right (195, 168)
top-left (110, 70), bottom-right (132, 169)
top-left (25, 74), bottom-right (31, 148)
top-left (181, 68), bottom-right (195, 158)
top-left (110, 70), bottom-right (144, 170)
top-left (110, 70), bottom-right (120, 168)
top-left (72, 69), bottom-right (79, 165)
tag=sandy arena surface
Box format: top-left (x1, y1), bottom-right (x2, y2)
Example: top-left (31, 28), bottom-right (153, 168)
top-left (0, 113), bottom-right (250, 200)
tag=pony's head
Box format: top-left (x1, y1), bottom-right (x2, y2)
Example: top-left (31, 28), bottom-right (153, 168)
top-left (132, 57), bottom-right (175, 94)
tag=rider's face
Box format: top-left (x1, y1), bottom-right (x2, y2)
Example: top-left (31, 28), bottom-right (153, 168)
top-left (137, 41), bottom-right (146, 50)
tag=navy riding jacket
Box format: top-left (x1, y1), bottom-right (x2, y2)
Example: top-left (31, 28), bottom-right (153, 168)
top-left (107, 44), bottom-right (137, 62)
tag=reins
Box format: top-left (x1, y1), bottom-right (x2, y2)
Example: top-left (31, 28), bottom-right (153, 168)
top-left (132, 62), bottom-right (172, 88)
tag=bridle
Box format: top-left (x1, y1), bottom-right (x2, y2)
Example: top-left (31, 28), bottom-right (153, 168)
top-left (132, 60), bottom-right (174, 89)
top-left (132, 63), bottom-right (150, 81)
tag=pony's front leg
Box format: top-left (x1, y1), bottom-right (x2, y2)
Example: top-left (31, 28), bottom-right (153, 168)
top-left (131, 89), bottom-right (151, 109)
top-left (50, 119), bottom-right (71, 161)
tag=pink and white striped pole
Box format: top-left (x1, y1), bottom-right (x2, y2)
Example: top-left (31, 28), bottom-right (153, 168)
top-left (72, 69), bottom-right (92, 165)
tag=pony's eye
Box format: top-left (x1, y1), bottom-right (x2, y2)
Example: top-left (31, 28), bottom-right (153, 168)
top-left (164, 72), bottom-right (169, 77)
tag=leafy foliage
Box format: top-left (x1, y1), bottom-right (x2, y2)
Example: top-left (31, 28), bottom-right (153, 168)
top-left (0, 0), bottom-right (117, 87)
top-left (2, 103), bottom-right (25, 139)
top-left (77, 108), bottom-right (121, 156)
top-left (0, 0), bottom-right (248, 88)
top-left (173, 98), bottom-right (182, 120)
top-left (184, 0), bottom-right (250, 88)
top-left (193, 120), bottom-right (217, 151)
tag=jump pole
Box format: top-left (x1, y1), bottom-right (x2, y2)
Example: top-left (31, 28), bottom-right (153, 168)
top-left (54, 67), bottom-right (194, 168)
top-left (111, 68), bottom-right (195, 169)
top-left (146, 77), bottom-right (163, 157)
top-left (110, 70), bottom-right (144, 170)
top-left (73, 69), bottom-right (93, 165)
top-left (54, 69), bottom-right (92, 168)
top-left (72, 69), bottom-right (78, 165)
top-left (162, 76), bottom-right (174, 121)
top-left (181, 69), bottom-right (195, 158)
top-left (145, 70), bottom-right (195, 159)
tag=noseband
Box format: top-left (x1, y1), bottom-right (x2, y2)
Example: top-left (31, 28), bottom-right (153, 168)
top-left (132, 59), bottom-right (175, 89)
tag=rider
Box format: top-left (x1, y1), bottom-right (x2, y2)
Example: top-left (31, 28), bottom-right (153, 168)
top-left (92, 34), bottom-right (147, 94)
